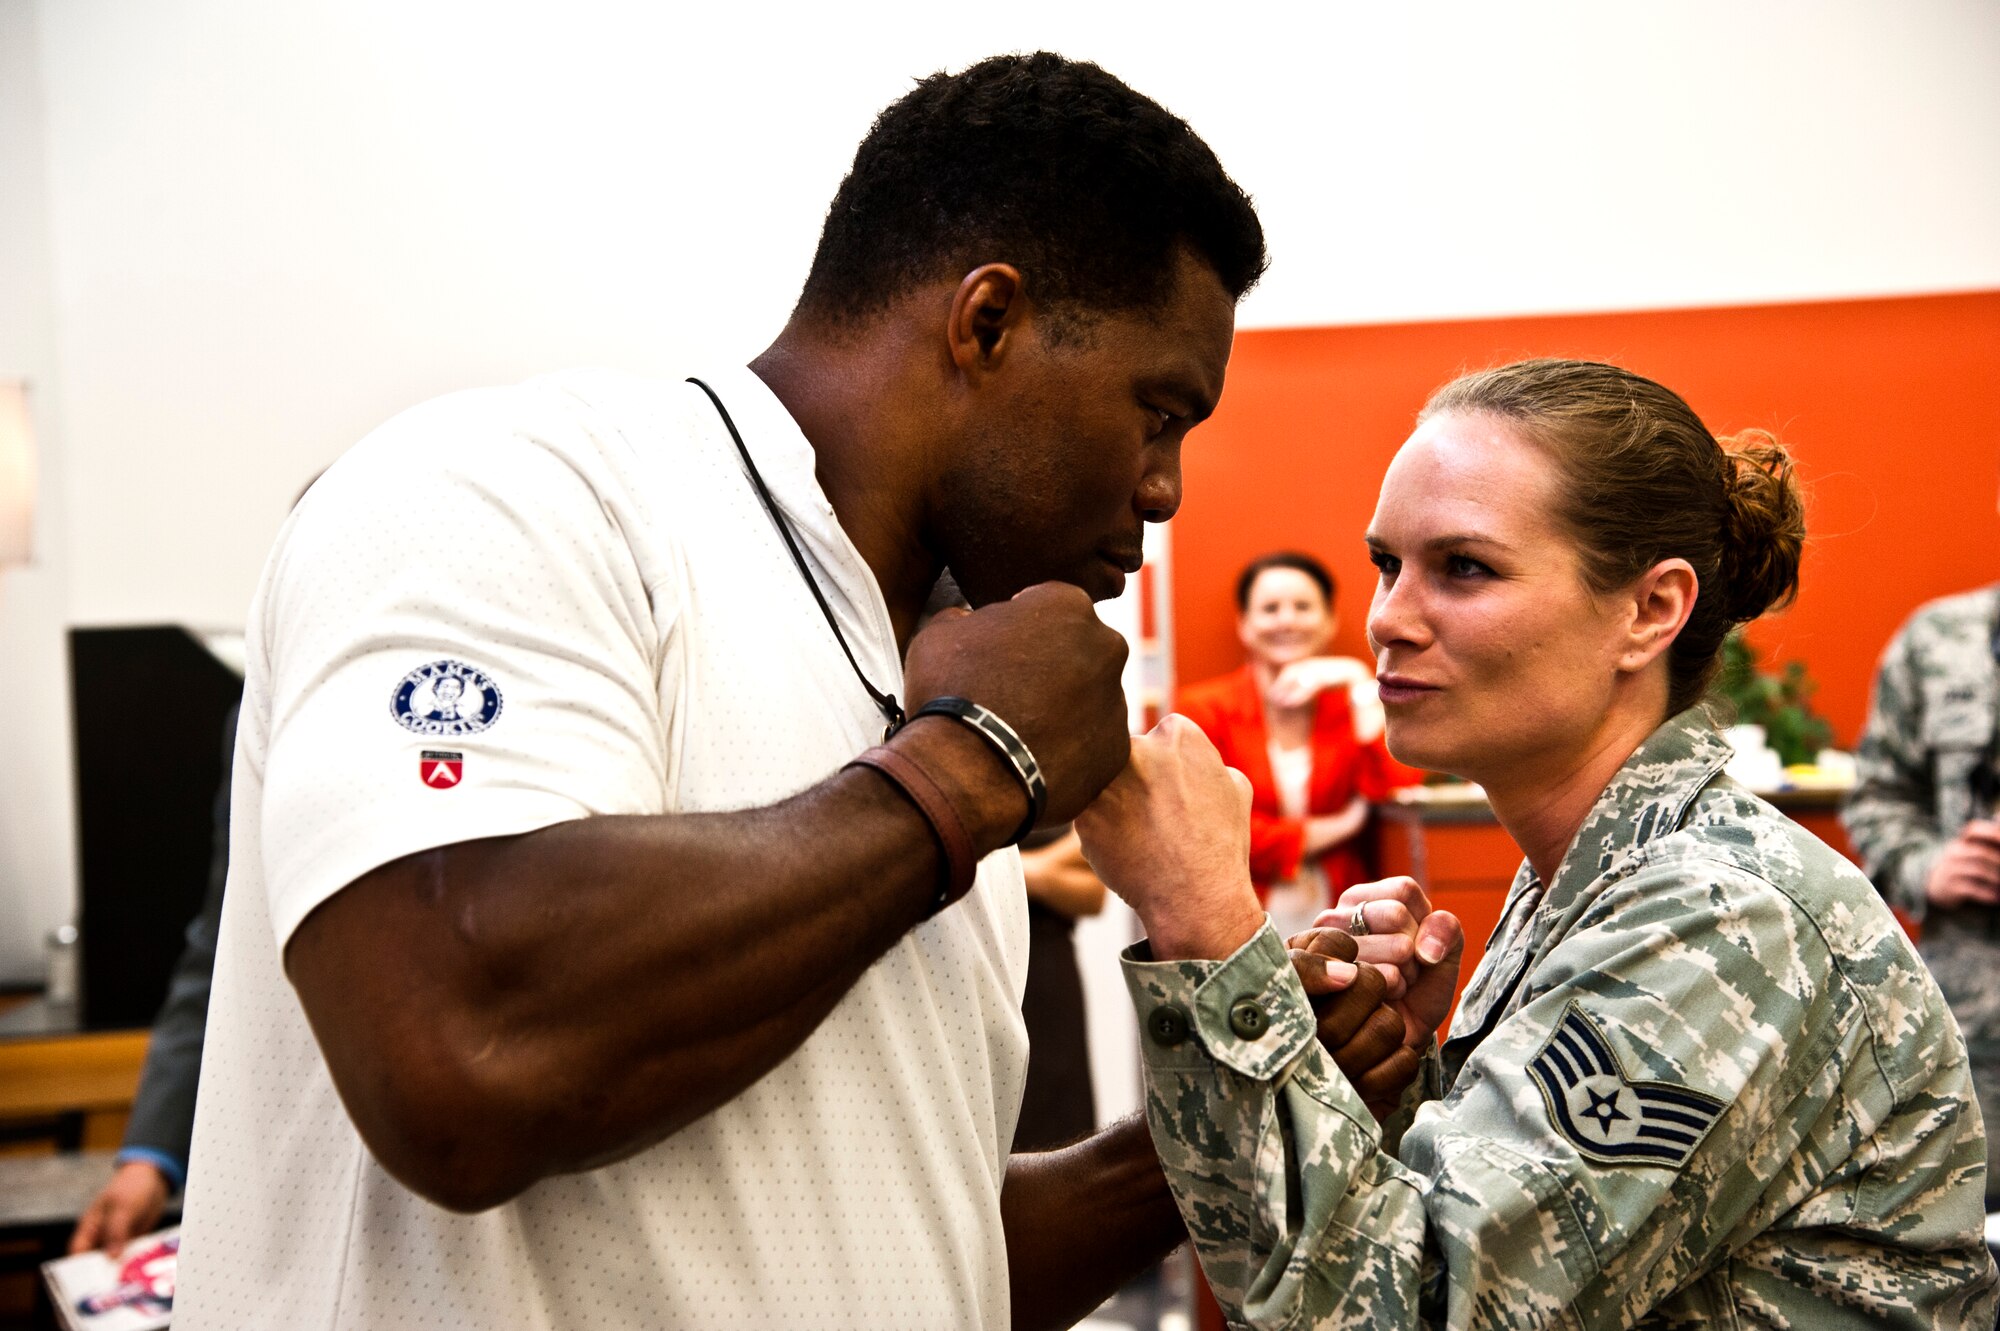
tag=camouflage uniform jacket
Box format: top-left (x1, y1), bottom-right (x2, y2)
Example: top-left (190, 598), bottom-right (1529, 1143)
top-left (1125, 709), bottom-right (1998, 1329)
top-left (1842, 587), bottom-right (2000, 1036)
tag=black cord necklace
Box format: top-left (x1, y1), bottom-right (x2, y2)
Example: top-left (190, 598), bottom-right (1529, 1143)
top-left (687, 377), bottom-right (906, 739)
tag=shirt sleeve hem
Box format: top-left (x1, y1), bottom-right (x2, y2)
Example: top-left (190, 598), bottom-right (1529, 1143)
top-left (268, 789), bottom-right (595, 947)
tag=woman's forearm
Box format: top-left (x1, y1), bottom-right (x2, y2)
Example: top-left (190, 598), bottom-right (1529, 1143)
top-left (1303, 795), bottom-right (1369, 856)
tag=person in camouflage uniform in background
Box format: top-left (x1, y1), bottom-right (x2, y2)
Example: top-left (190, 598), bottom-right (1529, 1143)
top-left (1844, 586), bottom-right (2000, 1208)
top-left (1076, 359), bottom-right (1999, 1328)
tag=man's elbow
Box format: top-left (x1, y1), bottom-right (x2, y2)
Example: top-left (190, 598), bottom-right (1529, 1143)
top-left (332, 1041), bottom-right (554, 1215)
top-left (392, 1157), bottom-right (530, 1216)
top-left (365, 1153), bottom-right (519, 1215)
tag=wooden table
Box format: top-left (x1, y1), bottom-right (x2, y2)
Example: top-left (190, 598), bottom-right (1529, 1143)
top-left (0, 1005), bottom-right (153, 1326)
top-left (0, 1002), bottom-right (149, 1154)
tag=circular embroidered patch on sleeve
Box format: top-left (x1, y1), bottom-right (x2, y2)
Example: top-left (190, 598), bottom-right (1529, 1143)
top-left (391, 660), bottom-right (503, 736)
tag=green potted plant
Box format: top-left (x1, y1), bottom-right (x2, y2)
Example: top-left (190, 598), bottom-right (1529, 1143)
top-left (1712, 630), bottom-right (1834, 768)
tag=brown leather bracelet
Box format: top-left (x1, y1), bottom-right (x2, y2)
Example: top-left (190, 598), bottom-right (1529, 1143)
top-left (845, 744), bottom-right (979, 916)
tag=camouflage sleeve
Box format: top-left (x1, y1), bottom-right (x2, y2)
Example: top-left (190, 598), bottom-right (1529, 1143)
top-left (1843, 623), bottom-right (1945, 919)
top-left (1126, 864), bottom-right (1945, 1329)
top-left (1124, 925), bottom-right (1435, 1325)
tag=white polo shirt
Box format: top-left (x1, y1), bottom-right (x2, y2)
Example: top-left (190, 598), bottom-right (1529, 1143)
top-left (173, 366), bottom-right (1031, 1329)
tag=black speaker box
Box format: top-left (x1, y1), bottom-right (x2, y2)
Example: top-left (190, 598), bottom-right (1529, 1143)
top-left (68, 626), bottom-right (242, 1031)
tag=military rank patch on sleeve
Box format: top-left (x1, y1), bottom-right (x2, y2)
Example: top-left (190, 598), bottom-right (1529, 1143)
top-left (1528, 1002), bottom-right (1726, 1168)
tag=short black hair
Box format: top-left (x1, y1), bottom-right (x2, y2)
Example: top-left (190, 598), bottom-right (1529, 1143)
top-left (1235, 551), bottom-right (1335, 612)
top-left (794, 52), bottom-right (1267, 329)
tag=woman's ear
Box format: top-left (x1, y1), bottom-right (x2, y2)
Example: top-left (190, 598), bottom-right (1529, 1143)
top-left (1618, 559), bottom-right (1697, 673)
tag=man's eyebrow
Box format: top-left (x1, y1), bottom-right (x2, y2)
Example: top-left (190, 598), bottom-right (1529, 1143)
top-left (1142, 375), bottom-right (1218, 423)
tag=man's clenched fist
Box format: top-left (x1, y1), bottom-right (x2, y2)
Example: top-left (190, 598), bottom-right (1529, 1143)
top-left (904, 582), bottom-right (1130, 828)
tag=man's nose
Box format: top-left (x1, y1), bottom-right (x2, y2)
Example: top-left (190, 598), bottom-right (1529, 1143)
top-left (1136, 444), bottom-right (1182, 523)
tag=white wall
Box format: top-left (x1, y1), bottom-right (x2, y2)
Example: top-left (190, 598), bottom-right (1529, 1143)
top-left (0, 0), bottom-right (76, 986)
top-left (6, 1), bottom-right (1999, 1038)
top-left (34, 0), bottom-right (2000, 631)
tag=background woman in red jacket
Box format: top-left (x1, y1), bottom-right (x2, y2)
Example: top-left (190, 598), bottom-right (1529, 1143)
top-left (1175, 551), bottom-right (1424, 937)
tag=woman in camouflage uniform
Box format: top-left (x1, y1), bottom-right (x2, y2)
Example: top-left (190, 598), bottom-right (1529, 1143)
top-left (1077, 359), bottom-right (1999, 1328)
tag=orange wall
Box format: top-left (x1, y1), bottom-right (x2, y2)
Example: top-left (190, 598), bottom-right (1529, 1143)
top-left (1172, 291), bottom-right (2000, 748)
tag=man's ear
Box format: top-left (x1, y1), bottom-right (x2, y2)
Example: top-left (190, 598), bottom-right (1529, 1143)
top-left (946, 264), bottom-right (1027, 374)
top-left (1618, 558), bottom-right (1697, 673)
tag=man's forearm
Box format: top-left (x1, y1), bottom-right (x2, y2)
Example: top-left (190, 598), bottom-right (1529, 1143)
top-left (286, 718), bottom-right (1025, 1211)
top-left (1002, 1115), bottom-right (1187, 1331)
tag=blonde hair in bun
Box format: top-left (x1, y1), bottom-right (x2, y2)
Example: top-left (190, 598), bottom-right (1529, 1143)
top-left (1420, 359), bottom-right (1805, 716)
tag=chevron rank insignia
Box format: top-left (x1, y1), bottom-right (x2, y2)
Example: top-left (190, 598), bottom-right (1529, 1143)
top-left (1527, 1003), bottom-right (1726, 1168)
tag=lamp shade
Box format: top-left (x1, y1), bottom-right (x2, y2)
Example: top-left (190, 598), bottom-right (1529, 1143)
top-left (0, 380), bottom-right (34, 567)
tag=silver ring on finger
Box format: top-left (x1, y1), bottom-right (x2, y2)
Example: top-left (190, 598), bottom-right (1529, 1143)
top-left (1349, 901), bottom-right (1370, 938)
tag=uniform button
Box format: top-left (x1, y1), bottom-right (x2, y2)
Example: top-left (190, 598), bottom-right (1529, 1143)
top-left (1228, 998), bottom-right (1269, 1040)
top-left (1148, 1004), bottom-right (1190, 1048)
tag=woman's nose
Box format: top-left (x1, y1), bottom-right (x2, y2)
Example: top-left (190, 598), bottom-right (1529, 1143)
top-left (1368, 577), bottom-right (1423, 650)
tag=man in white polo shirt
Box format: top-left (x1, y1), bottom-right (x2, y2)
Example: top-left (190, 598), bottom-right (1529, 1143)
top-left (173, 53), bottom-right (1274, 1329)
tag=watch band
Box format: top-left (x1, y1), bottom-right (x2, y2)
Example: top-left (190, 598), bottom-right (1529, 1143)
top-left (909, 696), bottom-right (1048, 845)
top-left (845, 744), bottom-right (978, 916)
